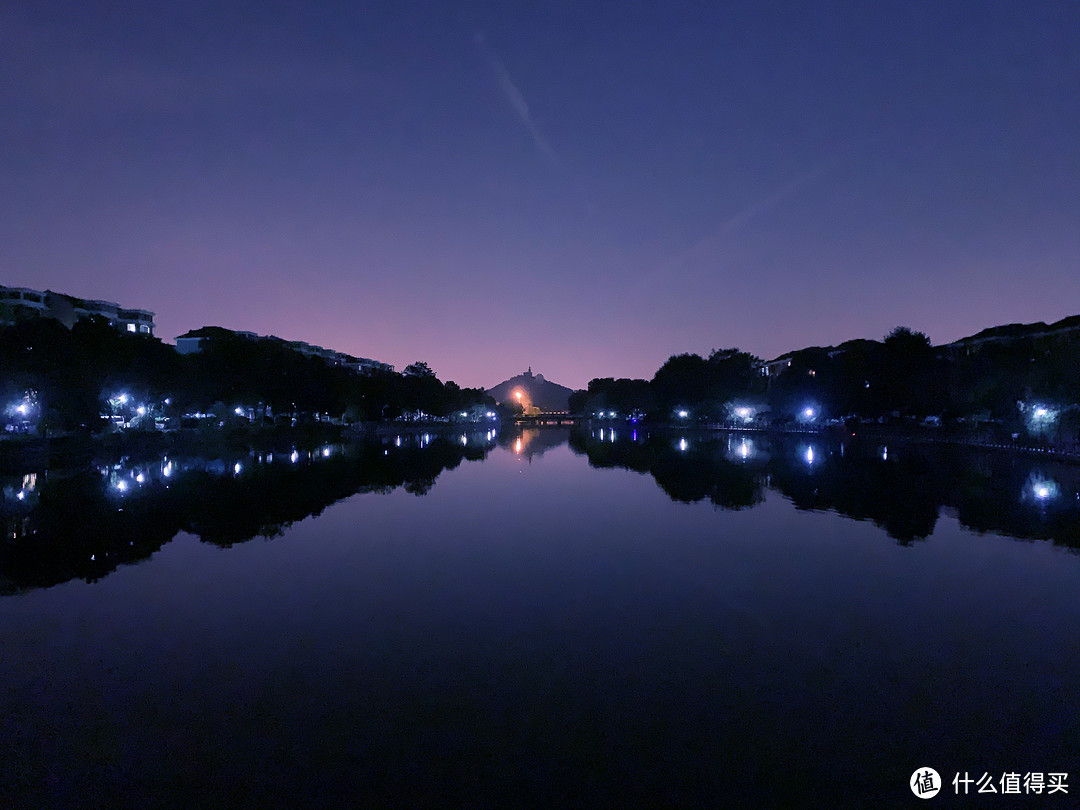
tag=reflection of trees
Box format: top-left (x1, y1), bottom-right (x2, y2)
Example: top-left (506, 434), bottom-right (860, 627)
top-left (0, 439), bottom-right (490, 594)
top-left (570, 430), bottom-right (1080, 549)
top-left (568, 432), bottom-right (765, 510)
top-left (767, 445), bottom-right (943, 543)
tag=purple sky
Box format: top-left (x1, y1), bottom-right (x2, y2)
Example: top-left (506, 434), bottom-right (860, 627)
top-left (3, 2), bottom-right (1078, 390)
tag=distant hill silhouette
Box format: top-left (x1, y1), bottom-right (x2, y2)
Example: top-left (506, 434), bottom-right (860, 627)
top-left (487, 368), bottom-right (575, 411)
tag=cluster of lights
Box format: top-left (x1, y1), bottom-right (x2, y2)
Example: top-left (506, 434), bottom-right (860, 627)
top-left (6, 393), bottom-right (39, 423)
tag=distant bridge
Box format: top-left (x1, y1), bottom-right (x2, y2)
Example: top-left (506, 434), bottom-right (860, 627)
top-left (513, 412), bottom-right (583, 426)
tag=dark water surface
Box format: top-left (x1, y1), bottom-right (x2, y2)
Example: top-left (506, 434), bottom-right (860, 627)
top-left (3, 429), bottom-right (1079, 807)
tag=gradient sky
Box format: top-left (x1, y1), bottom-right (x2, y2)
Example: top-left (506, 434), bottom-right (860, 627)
top-left (3, 1), bottom-right (1078, 390)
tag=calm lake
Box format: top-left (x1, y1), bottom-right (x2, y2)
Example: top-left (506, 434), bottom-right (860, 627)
top-left (3, 429), bottom-right (1079, 806)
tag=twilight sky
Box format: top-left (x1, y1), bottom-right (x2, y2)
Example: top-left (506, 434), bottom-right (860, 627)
top-left (3, 1), bottom-right (1078, 390)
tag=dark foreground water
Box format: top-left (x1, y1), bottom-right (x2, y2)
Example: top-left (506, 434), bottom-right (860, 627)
top-left (2, 429), bottom-right (1079, 807)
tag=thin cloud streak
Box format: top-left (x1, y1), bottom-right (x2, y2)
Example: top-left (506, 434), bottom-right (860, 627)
top-left (659, 166), bottom-right (826, 274)
top-left (476, 34), bottom-right (561, 168)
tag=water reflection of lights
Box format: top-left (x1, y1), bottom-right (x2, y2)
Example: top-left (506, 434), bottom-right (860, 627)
top-left (461, 435), bottom-right (467, 446)
top-left (395, 436), bottom-right (402, 447)
top-left (514, 438), bottom-right (523, 454)
top-left (1028, 475), bottom-right (1059, 503)
top-left (678, 438), bottom-right (688, 452)
top-left (738, 440), bottom-right (751, 460)
top-left (881, 446), bottom-right (888, 461)
top-left (290, 450), bottom-right (300, 464)
top-left (804, 446), bottom-right (815, 465)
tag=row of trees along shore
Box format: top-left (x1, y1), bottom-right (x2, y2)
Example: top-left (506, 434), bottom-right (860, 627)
top-left (1, 318), bottom-right (494, 433)
top-left (3, 318), bottom-right (1079, 445)
top-left (569, 326), bottom-right (1080, 445)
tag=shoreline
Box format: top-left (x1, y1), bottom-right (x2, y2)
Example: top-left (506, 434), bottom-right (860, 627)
top-left (4, 418), bottom-right (1079, 471)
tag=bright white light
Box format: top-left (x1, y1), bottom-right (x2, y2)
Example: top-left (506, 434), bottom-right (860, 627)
top-left (395, 436), bottom-right (401, 447)
top-left (677, 410), bottom-right (689, 419)
top-left (804, 408), bottom-right (815, 419)
top-left (163, 462), bottom-right (173, 478)
top-left (739, 441), bottom-right (750, 459)
top-left (127, 323), bottom-right (136, 332)
top-left (486, 411), bottom-right (496, 418)
top-left (136, 406), bottom-right (147, 416)
top-left (678, 438), bottom-right (688, 452)
top-left (322, 447), bottom-right (331, 457)
top-left (164, 398), bottom-right (172, 405)
top-left (16, 491), bottom-right (25, 500)
top-left (461, 412), bottom-right (468, 418)
top-left (290, 451), bottom-right (299, 464)
top-left (118, 394), bottom-right (129, 404)
top-left (882, 446), bottom-right (888, 461)
top-left (234, 407), bottom-right (245, 416)
top-left (1035, 485), bottom-right (1051, 500)
top-left (15, 403), bottom-right (29, 415)
top-left (233, 462), bottom-right (242, 475)
top-left (115, 480), bottom-right (128, 492)
top-left (461, 435), bottom-right (467, 446)
top-left (805, 446), bottom-right (815, 464)
top-left (734, 407), bottom-right (751, 420)
top-left (135, 473), bottom-right (145, 484)
top-left (1033, 407), bottom-right (1050, 418)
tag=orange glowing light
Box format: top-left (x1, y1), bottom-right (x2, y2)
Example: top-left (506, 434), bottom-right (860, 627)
top-left (514, 438), bottom-right (523, 454)
top-left (514, 390), bottom-right (523, 400)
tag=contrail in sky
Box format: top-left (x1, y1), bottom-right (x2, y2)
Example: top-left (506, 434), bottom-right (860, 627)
top-left (659, 166), bottom-right (826, 273)
top-left (476, 33), bottom-right (561, 168)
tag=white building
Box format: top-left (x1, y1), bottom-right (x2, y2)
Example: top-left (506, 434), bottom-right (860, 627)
top-left (0, 285), bottom-right (155, 335)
